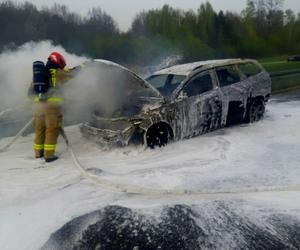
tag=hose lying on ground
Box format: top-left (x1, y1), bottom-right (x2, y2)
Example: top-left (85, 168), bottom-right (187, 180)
top-left (0, 118), bottom-right (34, 153)
top-left (0, 108), bottom-right (14, 119)
top-left (2, 122), bottom-right (300, 197)
top-left (0, 106), bottom-right (26, 119)
top-left (61, 128), bottom-right (300, 196)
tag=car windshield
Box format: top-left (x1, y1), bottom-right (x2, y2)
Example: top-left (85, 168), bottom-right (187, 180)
top-left (146, 74), bottom-right (186, 97)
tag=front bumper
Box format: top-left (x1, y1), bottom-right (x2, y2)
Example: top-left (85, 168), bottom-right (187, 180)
top-left (80, 122), bottom-right (137, 149)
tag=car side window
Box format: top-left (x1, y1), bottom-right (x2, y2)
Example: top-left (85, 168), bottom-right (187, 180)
top-left (183, 73), bottom-right (213, 97)
top-left (216, 66), bottom-right (241, 87)
top-left (238, 63), bottom-right (262, 78)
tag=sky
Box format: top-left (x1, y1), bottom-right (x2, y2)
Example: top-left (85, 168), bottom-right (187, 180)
top-left (5, 0), bottom-right (300, 31)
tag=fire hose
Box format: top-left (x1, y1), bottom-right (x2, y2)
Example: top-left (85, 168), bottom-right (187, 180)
top-left (2, 119), bottom-right (300, 196)
top-left (0, 108), bottom-right (14, 118)
top-left (59, 130), bottom-right (300, 196)
top-left (0, 118), bottom-right (34, 153)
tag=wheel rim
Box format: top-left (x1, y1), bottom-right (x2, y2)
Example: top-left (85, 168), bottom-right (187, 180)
top-left (249, 100), bottom-right (265, 122)
top-left (256, 103), bottom-right (265, 120)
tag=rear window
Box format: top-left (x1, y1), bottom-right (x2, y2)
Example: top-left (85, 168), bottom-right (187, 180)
top-left (238, 63), bottom-right (262, 77)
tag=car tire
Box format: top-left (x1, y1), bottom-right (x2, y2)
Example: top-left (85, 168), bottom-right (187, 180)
top-left (146, 122), bottom-right (170, 149)
top-left (244, 98), bottom-right (265, 123)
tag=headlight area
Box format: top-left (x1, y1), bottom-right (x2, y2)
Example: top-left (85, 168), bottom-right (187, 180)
top-left (80, 118), bottom-right (146, 149)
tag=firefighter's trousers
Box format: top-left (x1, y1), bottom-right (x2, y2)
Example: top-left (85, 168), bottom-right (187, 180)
top-left (33, 104), bottom-right (62, 159)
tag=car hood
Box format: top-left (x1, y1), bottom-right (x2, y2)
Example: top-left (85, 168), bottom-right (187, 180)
top-left (70, 60), bottom-right (164, 119)
top-left (93, 59), bottom-right (163, 99)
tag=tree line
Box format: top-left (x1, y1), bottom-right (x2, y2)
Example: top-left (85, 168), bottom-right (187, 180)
top-left (0, 0), bottom-right (300, 66)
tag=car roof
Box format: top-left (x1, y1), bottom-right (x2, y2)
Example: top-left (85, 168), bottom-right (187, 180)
top-left (153, 58), bottom-right (248, 76)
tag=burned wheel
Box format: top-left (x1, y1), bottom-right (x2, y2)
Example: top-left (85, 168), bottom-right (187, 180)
top-left (245, 99), bottom-right (265, 123)
top-left (146, 122), bottom-right (171, 149)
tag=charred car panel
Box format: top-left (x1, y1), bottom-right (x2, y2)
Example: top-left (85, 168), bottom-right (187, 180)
top-left (80, 59), bottom-right (271, 148)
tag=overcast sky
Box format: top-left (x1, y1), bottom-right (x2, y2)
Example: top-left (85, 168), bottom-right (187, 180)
top-left (6, 0), bottom-right (300, 30)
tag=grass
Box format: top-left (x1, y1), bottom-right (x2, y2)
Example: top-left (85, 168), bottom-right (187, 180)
top-left (262, 61), bottom-right (300, 73)
top-left (256, 56), bottom-right (300, 92)
top-left (258, 55), bottom-right (288, 63)
top-left (272, 74), bottom-right (300, 92)
top-left (258, 56), bottom-right (300, 73)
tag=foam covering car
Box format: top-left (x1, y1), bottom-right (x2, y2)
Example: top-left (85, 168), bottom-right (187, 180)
top-left (80, 59), bottom-right (271, 149)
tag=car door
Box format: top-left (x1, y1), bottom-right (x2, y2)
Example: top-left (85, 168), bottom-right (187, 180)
top-left (173, 70), bottom-right (222, 139)
top-left (214, 65), bottom-right (247, 125)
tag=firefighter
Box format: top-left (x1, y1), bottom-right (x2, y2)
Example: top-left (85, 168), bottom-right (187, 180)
top-left (29, 52), bottom-right (72, 162)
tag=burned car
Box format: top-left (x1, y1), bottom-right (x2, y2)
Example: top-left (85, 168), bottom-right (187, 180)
top-left (80, 59), bottom-right (271, 149)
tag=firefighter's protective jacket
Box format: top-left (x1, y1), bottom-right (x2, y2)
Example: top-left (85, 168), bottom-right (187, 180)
top-left (30, 67), bottom-right (74, 159)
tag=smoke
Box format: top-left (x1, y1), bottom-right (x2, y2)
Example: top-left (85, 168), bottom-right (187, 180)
top-left (0, 40), bottom-right (172, 136)
top-left (132, 54), bottom-right (183, 79)
top-left (0, 40), bottom-right (87, 112)
top-left (64, 62), bottom-right (129, 122)
top-left (63, 60), bottom-right (161, 124)
top-left (0, 41), bottom-right (87, 137)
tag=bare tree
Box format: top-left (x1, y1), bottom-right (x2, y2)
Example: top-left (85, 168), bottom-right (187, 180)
top-left (263, 0), bottom-right (284, 12)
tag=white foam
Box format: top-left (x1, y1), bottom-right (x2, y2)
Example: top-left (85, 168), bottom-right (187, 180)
top-left (1, 99), bottom-right (300, 249)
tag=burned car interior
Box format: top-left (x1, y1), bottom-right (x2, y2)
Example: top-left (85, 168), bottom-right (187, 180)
top-left (79, 59), bottom-right (271, 149)
top-left (182, 73), bottom-right (213, 97)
